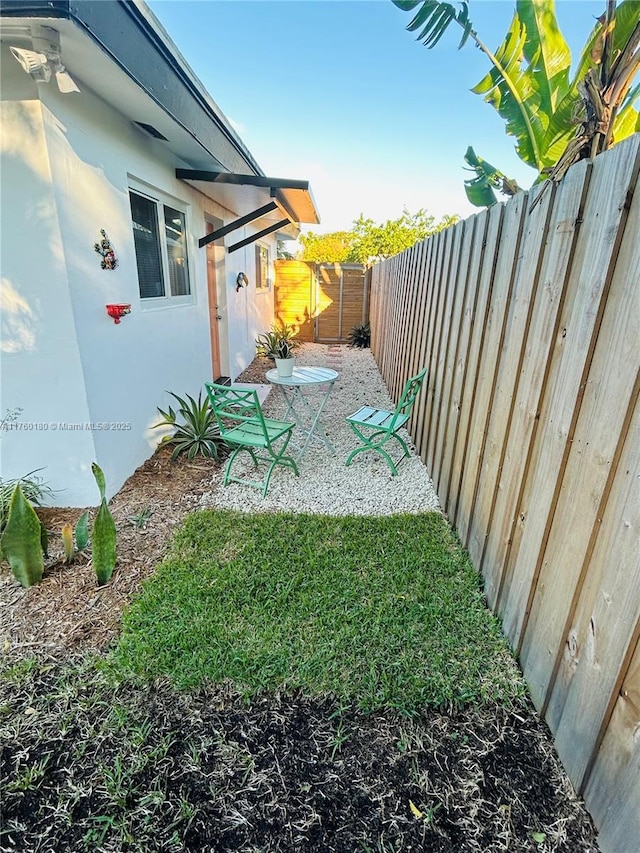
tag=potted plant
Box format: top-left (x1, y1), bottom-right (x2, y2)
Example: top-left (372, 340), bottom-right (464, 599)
top-left (274, 339), bottom-right (296, 377)
top-left (256, 323), bottom-right (299, 359)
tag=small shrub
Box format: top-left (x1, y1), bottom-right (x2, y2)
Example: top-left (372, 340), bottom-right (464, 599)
top-left (154, 391), bottom-right (226, 460)
top-left (256, 323), bottom-right (299, 358)
top-left (127, 506), bottom-right (154, 529)
top-left (348, 322), bottom-right (371, 348)
top-left (0, 471), bottom-right (54, 535)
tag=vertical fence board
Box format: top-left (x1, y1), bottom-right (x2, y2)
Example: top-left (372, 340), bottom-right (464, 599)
top-left (432, 219), bottom-right (473, 491)
top-left (408, 238), bottom-right (433, 386)
top-left (500, 137), bottom-right (640, 651)
top-left (402, 239), bottom-right (428, 394)
top-left (391, 242), bottom-right (420, 400)
top-left (436, 215), bottom-right (482, 506)
top-left (462, 192), bottom-right (527, 560)
top-left (485, 165), bottom-right (590, 611)
top-left (451, 205), bottom-right (504, 533)
top-left (519, 153), bottom-right (640, 709)
top-left (425, 221), bottom-right (465, 470)
top-left (391, 243), bottom-right (417, 398)
top-left (583, 633), bottom-right (640, 853)
top-left (473, 184), bottom-right (555, 595)
top-left (549, 395), bottom-right (640, 787)
top-left (412, 229), bottom-right (446, 457)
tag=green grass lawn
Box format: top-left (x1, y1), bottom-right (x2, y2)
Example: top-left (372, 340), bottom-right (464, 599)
top-left (109, 510), bottom-right (524, 712)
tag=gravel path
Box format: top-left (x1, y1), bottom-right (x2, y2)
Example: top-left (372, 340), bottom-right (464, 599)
top-left (200, 343), bottom-right (441, 516)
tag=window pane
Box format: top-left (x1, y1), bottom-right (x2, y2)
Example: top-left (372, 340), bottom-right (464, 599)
top-left (164, 206), bottom-right (190, 296)
top-left (256, 244), bottom-right (268, 290)
top-left (129, 192), bottom-right (165, 298)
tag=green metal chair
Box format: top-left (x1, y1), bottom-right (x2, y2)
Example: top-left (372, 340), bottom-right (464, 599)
top-left (345, 367), bottom-right (428, 476)
top-left (205, 382), bottom-right (299, 497)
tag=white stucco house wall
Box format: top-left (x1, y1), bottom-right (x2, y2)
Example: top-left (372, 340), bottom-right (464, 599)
top-left (0, 0), bottom-right (319, 506)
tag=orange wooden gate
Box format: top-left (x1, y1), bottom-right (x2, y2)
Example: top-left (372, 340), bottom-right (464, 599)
top-left (274, 261), bottom-right (369, 343)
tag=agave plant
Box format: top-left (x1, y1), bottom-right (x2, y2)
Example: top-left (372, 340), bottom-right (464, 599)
top-left (348, 322), bottom-right (371, 349)
top-left (154, 391), bottom-right (226, 460)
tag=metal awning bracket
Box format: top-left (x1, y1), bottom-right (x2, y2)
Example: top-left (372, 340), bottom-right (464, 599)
top-left (198, 201), bottom-right (278, 248)
top-left (227, 219), bottom-right (290, 253)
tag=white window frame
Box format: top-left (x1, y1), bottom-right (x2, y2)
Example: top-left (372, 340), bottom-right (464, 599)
top-left (128, 179), bottom-right (194, 308)
top-left (255, 243), bottom-right (270, 292)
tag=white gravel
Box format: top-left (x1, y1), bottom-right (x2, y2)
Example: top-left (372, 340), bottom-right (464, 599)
top-left (200, 343), bottom-right (441, 516)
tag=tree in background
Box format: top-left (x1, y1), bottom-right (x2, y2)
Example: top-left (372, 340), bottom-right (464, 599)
top-left (298, 208), bottom-right (459, 263)
top-left (297, 230), bottom-right (354, 263)
top-left (393, 0), bottom-right (640, 206)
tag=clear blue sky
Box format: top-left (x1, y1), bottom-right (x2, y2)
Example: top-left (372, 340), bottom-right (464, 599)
top-left (147, 0), bottom-right (606, 233)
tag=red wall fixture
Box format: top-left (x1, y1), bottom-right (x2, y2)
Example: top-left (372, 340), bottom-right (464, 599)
top-left (105, 303), bottom-right (131, 324)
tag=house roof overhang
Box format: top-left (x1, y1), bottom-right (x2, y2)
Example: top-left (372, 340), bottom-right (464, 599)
top-left (0, 0), bottom-right (321, 238)
top-left (175, 169), bottom-right (320, 251)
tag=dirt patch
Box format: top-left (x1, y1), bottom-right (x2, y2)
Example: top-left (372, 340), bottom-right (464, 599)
top-left (1, 673), bottom-right (599, 853)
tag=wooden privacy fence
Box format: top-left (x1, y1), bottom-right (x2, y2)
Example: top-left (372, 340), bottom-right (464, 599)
top-left (370, 134), bottom-right (640, 853)
top-left (274, 260), bottom-right (368, 343)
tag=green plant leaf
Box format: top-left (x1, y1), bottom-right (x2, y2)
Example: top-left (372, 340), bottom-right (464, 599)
top-left (75, 510), bottom-right (90, 551)
top-left (40, 522), bottom-right (49, 558)
top-left (91, 463), bottom-right (106, 502)
top-left (516, 0), bottom-right (571, 112)
top-left (93, 498), bottom-right (117, 586)
top-left (0, 484), bottom-right (44, 587)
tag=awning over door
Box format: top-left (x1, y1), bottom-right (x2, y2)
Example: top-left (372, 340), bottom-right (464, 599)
top-left (175, 169), bottom-right (320, 253)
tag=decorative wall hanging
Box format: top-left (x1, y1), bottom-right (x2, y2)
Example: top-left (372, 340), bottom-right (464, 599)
top-left (106, 303), bottom-right (131, 324)
top-left (236, 272), bottom-right (249, 292)
top-left (94, 229), bottom-right (118, 270)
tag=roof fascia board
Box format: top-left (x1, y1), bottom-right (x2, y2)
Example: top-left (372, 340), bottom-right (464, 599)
top-left (175, 169), bottom-right (309, 192)
top-left (176, 168), bottom-right (310, 227)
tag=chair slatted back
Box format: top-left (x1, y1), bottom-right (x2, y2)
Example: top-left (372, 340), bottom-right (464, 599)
top-left (388, 367), bottom-right (427, 431)
top-left (205, 383), bottom-right (269, 442)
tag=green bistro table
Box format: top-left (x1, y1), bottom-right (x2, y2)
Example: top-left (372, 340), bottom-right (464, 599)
top-left (265, 366), bottom-right (338, 460)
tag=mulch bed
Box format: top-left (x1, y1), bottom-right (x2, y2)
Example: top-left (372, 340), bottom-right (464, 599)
top-left (0, 353), bottom-right (600, 852)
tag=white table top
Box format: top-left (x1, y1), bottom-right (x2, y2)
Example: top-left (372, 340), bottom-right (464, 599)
top-left (265, 366), bottom-right (339, 387)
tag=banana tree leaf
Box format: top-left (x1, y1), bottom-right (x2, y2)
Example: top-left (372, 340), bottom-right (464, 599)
top-left (463, 147), bottom-right (510, 207)
top-left (472, 13), bottom-right (547, 170)
top-left (400, 0), bottom-right (470, 48)
top-left (516, 0), bottom-right (571, 112)
top-left (392, 0), bottom-right (422, 10)
top-left (464, 177), bottom-right (499, 207)
top-left (613, 101), bottom-right (640, 140)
